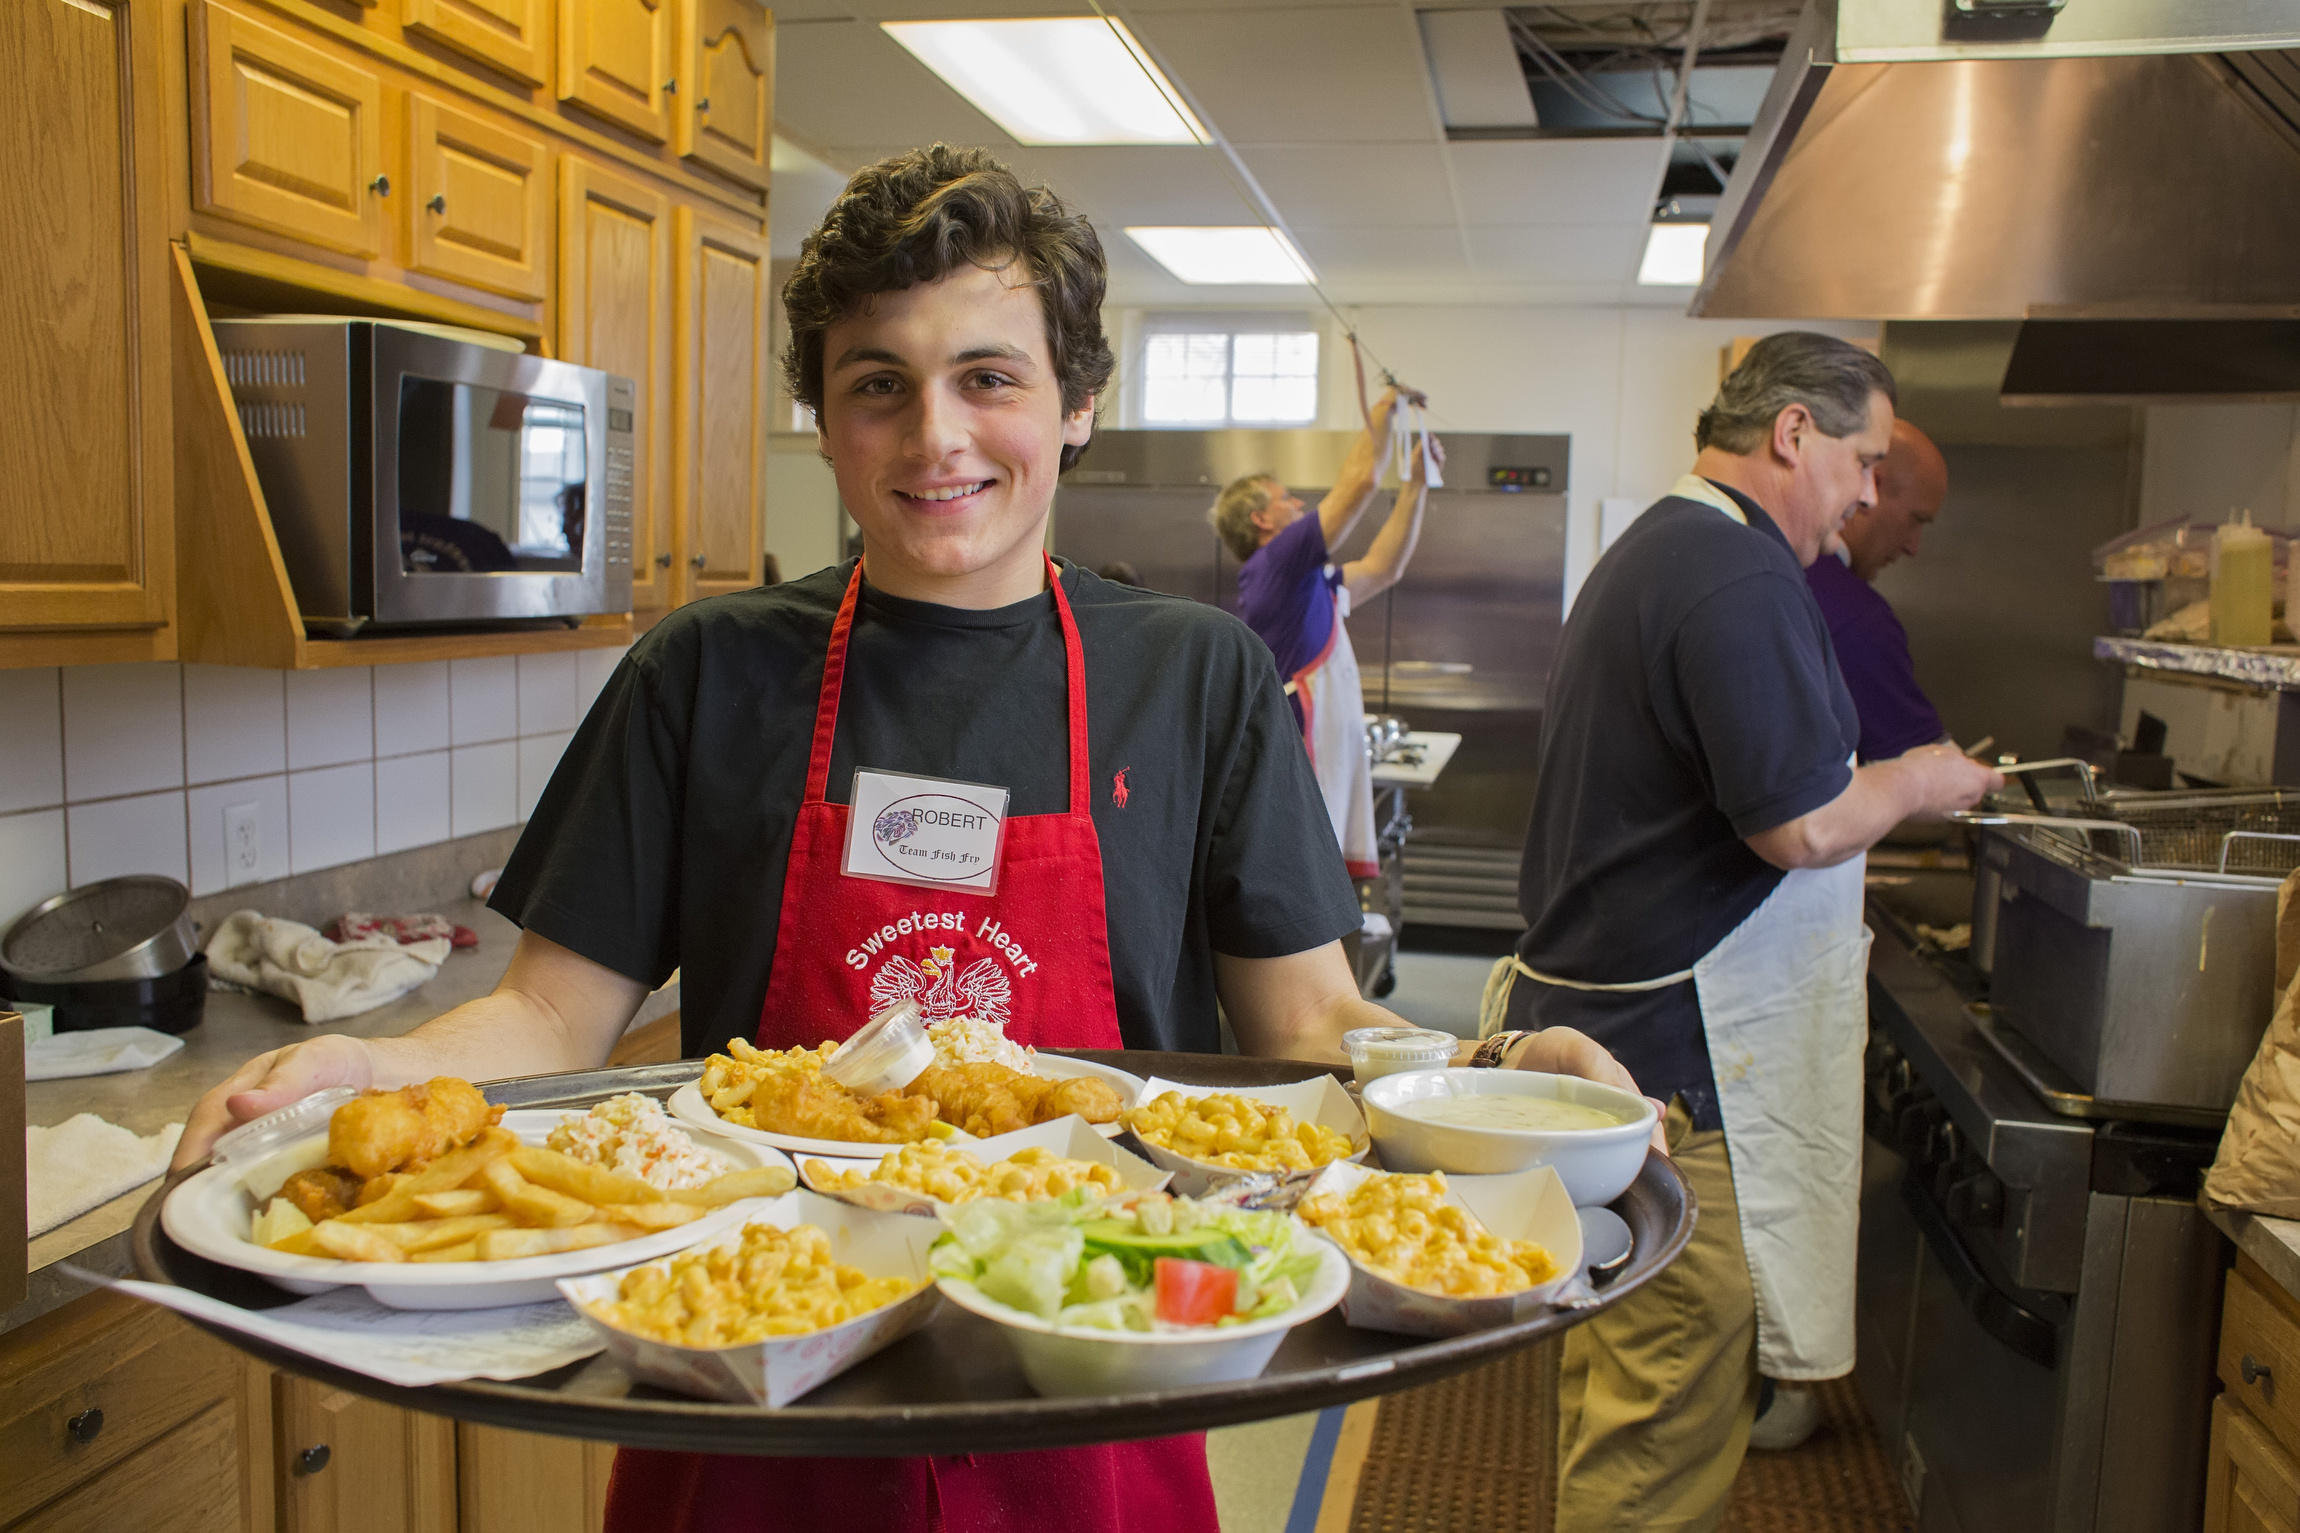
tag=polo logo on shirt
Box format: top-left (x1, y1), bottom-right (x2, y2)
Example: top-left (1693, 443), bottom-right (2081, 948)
top-left (843, 912), bottom-right (1041, 1024)
top-left (1113, 768), bottom-right (1131, 809)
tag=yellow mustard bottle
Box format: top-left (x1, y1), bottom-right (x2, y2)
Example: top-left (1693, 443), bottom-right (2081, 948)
top-left (2212, 512), bottom-right (2274, 647)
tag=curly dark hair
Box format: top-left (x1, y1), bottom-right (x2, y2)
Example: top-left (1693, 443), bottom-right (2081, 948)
top-left (781, 145), bottom-right (1115, 471)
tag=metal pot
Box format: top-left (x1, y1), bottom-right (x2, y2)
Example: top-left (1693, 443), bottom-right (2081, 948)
top-left (0, 875), bottom-right (199, 984)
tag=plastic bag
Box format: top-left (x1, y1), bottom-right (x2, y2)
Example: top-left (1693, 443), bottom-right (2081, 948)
top-left (2203, 868), bottom-right (2300, 1217)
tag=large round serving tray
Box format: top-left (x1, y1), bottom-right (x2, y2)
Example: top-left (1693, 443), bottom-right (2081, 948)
top-left (135, 1052), bottom-right (1695, 1457)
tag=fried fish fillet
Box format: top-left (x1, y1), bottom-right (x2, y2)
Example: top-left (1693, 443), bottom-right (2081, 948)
top-left (328, 1077), bottom-right (501, 1180)
top-left (905, 1063), bottom-right (1122, 1138)
top-left (747, 1071), bottom-right (940, 1144)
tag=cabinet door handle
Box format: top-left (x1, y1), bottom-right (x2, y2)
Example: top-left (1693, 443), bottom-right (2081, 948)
top-left (690, 554), bottom-right (707, 569)
top-left (654, 553), bottom-right (673, 568)
top-left (369, 174), bottom-right (390, 196)
top-left (66, 1408), bottom-right (104, 1445)
top-left (2243, 1353), bottom-right (2274, 1387)
top-left (427, 194), bottom-right (446, 214)
top-left (663, 78), bottom-right (677, 94)
top-left (697, 97), bottom-right (710, 111)
top-left (296, 1444), bottom-right (332, 1475)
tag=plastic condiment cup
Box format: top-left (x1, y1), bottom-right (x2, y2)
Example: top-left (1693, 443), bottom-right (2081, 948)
top-left (824, 1001), bottom-right (935, 1096)
top-left (1341, 1027), bottom-right (1459, 1085)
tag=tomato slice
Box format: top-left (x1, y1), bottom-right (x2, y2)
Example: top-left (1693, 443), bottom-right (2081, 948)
top-left (1153, 1257), bottom-right (1239, 1326)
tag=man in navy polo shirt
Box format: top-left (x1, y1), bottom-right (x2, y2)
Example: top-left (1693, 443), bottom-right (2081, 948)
top-left (1484, 334), bottom-right (2000, 1532)
top-left (1806, 419), bottom-right (1952, 760)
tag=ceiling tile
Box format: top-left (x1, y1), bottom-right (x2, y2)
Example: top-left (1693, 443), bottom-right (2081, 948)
top-left (1129, 7), bottom-right (1438, 144)
top-left (1288, 225), bottom-right (1468, 283)
top-left (1238, 145), bottom-right (1457, 228)
top-left (1466, 224), bottom-right (1649, 283)
top-left (1446, 139), bottom-right (1665, 227)
top-left (774, 19), bottom-right (1008, 152)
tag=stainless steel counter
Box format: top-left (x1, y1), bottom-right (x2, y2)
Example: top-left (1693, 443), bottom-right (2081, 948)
top-left (9, 898), bottom-right (678, 1336)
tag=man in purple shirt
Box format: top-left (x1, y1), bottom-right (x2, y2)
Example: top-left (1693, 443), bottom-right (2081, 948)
top-left (1805, 419), bottom-right (1951, 761)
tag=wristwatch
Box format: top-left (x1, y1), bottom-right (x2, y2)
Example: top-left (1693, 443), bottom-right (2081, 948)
top-left (1469, 1030), bottom-right (1531, 1069)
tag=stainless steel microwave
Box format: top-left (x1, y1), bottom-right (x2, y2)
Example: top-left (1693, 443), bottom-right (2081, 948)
top-left (211, 318), bottom-right (633, 631)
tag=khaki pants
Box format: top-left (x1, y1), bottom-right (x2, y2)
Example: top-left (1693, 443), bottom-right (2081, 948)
top-left (1555, 1101), bottom-right (1758, 1533)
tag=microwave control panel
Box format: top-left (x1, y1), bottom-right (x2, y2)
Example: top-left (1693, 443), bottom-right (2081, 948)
top-left (603, 375), bottom-right (636, 602)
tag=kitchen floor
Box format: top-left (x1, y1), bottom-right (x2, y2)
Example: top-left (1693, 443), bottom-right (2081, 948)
top-left (1200, 947), bottom-right (1913, 1531)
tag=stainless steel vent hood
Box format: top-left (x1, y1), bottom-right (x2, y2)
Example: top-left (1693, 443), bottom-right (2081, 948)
top-left (1690, 0), bottom-right (2300, 400)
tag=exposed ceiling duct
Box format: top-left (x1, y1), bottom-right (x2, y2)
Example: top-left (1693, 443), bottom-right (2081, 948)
top-left (1690, 0), bottom-right (2300, 400)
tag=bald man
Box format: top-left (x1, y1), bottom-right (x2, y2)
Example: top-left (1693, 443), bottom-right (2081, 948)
top-left (1804, 419), bottom-right (1950, 761)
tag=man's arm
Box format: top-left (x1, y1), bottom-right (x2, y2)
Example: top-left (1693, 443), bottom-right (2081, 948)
top-left (173, 931), bottom-right (648, 1167)
top-left (1342, 437), bottom-right (1439, 604)
top-left (1315, 388), bottom-right (1407, 548)
top-left (1746, 743), bottom-right (2001, 870)
top-left (1213, 942), bottom-right (1640, 1095)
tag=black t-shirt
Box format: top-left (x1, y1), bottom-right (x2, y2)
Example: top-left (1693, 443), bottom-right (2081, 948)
top-left (1512, 483), bottom-right (1857, 1127)
top-left (490, 559), bottom-right (1363, 1059)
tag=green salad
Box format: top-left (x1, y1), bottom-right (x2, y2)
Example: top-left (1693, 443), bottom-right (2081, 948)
top-left (928, 1190), bottom-right (1324, 1331)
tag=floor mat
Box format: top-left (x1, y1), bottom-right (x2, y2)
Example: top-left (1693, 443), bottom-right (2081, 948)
top-left (1340, 1344), bottom-right (1911, 1533)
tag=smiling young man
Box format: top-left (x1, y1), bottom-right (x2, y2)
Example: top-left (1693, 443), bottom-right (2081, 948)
top-left (172, 146), bottom-right (1636, 1533)
top-left (1487, 333), bottom-right (2000, 1531)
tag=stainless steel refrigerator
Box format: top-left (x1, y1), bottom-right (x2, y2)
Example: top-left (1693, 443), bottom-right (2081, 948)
top-left (1053, 429), bottom-right (1568, 929)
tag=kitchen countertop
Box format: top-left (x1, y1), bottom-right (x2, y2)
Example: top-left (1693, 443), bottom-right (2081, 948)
top-left (2205, 1205), bottom-right (2300, 1302)
top-left (1369, 731), bottom-right (1462, 788)
top-left (9, 897), bottom-right (678, 1336)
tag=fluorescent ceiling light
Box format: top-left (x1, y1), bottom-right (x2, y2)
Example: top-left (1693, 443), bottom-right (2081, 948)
top-left (882, 18), bottom-right (1205, 146)
top-left (1638, 222), bottom-right (1710, 286)
top-left (1126, 227), bottom-right (1317, 286)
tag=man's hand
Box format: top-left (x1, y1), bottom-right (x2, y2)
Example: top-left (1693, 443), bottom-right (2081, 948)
top-left (170, 931), bottom-right (647, 1169)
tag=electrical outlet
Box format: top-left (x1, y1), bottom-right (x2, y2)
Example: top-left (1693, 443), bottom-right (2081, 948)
top-left (225, 802), bottom-right (261, 887)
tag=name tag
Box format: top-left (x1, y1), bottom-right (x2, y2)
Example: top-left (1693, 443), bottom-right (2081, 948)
top-left (842, 768), bottom-right (1010, 895)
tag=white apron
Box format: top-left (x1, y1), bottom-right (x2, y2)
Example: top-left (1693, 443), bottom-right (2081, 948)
top-left (1292, 584), bottom-right (1379, 879)
top-left (1484, 472), bottom-right (1870, 1379)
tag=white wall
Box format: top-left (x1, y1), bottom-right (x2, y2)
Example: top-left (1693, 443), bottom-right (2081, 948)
top-left (2139, 403), bottom-right (2300, 530)
top-left (0, 651), bottom-right (627, 928)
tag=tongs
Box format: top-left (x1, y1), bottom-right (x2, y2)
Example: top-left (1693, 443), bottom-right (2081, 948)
top-left (1951, 759), bottom-right (2136, 858)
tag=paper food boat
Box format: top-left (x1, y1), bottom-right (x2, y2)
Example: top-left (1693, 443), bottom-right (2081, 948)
top-left (557, 1191), bottom-right (942, 1407)
top-left (1121, 1075), bottom-right (1370, 1198)
top-left (1299, 1161), bottom-right (1584, 1339)
top-left (796, 1116), bottom-right (1170, 1218)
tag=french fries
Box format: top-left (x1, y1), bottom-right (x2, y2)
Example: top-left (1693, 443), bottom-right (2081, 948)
top-left (249, 1104), bottom-right (798, 1266)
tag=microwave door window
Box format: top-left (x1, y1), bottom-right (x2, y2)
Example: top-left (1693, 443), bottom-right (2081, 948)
top-left (397, 378), bottom-right (585, 576)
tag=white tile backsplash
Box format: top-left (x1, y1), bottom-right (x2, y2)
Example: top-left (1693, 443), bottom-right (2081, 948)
top-left (67, 789), bottom-right (189, 887)
top-left (187, 775), bottom-right (291, 896)
top-left (184, 664), bottom-right (286, 786)
top-left (39, 649), bottom-right (616, 902)
top-left (374, 661), bottom-right (451, 756)
top-left (376, 749), bottom-right (452, 854)
top-left (62, 662), bottom-right (183, 800)
top-left (517, 652), bottom-right (580, 734)
top-left (517, 731), bottom-right (573, 821)
top-left (450, 657), bottom-right (519, 745)
top-left (0, 808), bottom-right (67, 927)
top-left (287, 668), bottom-right (375, 769)
top-left (452, 741), bottom-right (519, 835)
top-left (0, 667), bottom-right (64, 813)
top-left (289, 762), bottom-right (377, 873)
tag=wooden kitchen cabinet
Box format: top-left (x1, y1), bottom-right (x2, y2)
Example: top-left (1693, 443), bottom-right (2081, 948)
top-left (559, 159), bottom-right (678, 611)
top-left (2207, 1257), bottom-right (2300, 1532)
top-left (0, 1291), bottom-right (270, 1532)
top-left (455, 1422), bottom-right (615, 1532)
top-left (400, 0), bottom-right (548, 88)
top-left (675, 0), bottom-right (772, 192)
top-left (558, 0), bottom-right (673, 143)
top-left (675, 206), bottom-right (769, 600)
top-left (2206, 1392), bottom-right (2300, 1533)
top-left (190, 1), bottom-right (388, 259)
top-left (0, 0), bottom-right (175, 661)
top-left (407, 95), bottom-right (552, 301)
top-left (272, 1375), bottom-right (455, 1533)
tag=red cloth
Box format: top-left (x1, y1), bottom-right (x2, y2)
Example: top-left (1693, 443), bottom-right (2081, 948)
top-left (605, 557), bottom-right (1214, 1533)
top-left (328, 912), bottom-right (479, 948)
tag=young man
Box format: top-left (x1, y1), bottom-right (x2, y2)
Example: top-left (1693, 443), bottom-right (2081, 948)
top-left (1214, 412), bottom-right (1439, 878)
top-left (176, 146), bottom-right (1634, 1533)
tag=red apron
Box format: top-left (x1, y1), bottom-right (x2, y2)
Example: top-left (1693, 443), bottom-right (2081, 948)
top-left (604, 556), bottom-right (1218, 1533)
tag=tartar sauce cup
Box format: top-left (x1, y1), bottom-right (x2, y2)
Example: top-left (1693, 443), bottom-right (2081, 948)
top-left (1341, 1027), bottom-right (1460, 1085)
top-left (824, 1000), bottom-right (935, 1096)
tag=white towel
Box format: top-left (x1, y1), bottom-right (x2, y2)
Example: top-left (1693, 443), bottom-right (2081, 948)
top-left (25, 1025), bottom-right (186, 1081)
top-left (29, 1114), bottom-right (183, 1236)
top-left (204, 910), bottom-right (449, 1024)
